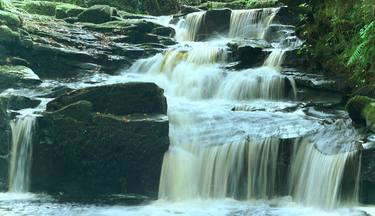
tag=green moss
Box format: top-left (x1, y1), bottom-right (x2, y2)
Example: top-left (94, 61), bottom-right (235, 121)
top-left (0, 10), bottom-right (21, 28)
top-left (20, 1), bottom-right (58, 16)
top-left (0, 25), bottom-right (19, 43)
top-left (55, 3), bottom-right (85, 19)
top-left (294, 0), bottom-right (375, 87)
top-left (346, 95), bottom-right (375, 128)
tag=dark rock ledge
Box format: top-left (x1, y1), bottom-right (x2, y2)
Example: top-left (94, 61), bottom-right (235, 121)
top-left (31, 82), bottom-right (170, 198)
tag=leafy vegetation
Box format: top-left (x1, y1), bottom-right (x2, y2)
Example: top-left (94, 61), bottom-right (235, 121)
top-left (295, 0), bottom-right (375, 88)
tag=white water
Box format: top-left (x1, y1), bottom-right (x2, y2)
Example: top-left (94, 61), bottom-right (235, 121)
top-left (229, 8), bottom-right (279, 39)
top-left (176, 11), bottom-right (205, 41)
top-left (0, 6), bottom-right (369, 216)
top-left (8, 116), bottom-right (35, 192)
top-left (289, 139), bottom-right (360, 208)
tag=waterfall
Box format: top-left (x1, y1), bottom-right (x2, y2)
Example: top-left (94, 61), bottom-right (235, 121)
top-left (264, 49), bottom-right (286, 68)
top-left (176, 11), bottom-right (205, 41)
top-left (229, 8), bottom-right (279, 39)
top-left (289, 138), bottom-right (360, 208)
top-left (216, 67), bottom-right (294, 100)
top-left (8, 116), bottom-right (36, 192)
top-left (159, 138), bottom-right (280, 201)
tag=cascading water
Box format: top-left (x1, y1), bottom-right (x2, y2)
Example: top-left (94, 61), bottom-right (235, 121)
top-left (159, 137), bottom-right (280, 201)
top-left (0, 5), bottom-right (368, 215)
top-left (229, 8), bottom-right (279, 39)
top-left (146, 6), bottom-right (363, 210)
top-left (176, 11), bottom-right (205, 41)
top-left (8, 116), bottom-right (36, 192)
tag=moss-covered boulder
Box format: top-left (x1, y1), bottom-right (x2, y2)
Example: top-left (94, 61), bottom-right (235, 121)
top-left (0, 65), bottom-right (42, 90)
top-left (19, 1), bottom-right (58, 16)
top-left (346, 96), bottom-right (375, 131)
top-left (0, 25), bottom-right (19, 43)
top-left (77, 5), bottom-right (117, 24)
top-left (0, 11), bottom-right (21, 28)
top-left (55, 3), bottom-right (85, 19)
top-left (32, 83), bottom-right (169, 197)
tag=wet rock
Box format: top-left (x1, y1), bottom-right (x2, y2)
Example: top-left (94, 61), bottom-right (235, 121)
top-left (282, 69), bottom-right (351, 93)
top-left (360, 146), bottom-right (375, 204)
top-left (346, 96), bottom-right (375, 131)
top-left (0, 65), bottom-right (41, 90)
top-left (0, 95), bottom-right (41, 110)
top-left (263, 24), bottom-right (295, 43)
top-left (228, 43), bottom-right (269, 68)
top-left (31, 83), bottom-right (169, 197)
top-left (77, 5), bottom-right (117, 24)
top-left (2, 17), bottom-right (171, 78)
top-left (196, 8), bottom-right (231, 41)
top-left (47, 83), bottom-right (167, 115)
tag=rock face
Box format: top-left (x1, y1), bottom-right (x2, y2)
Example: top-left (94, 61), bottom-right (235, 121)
top-left (31, 83), bottom-right (170, 197)
top-left (361, 146), bottom-right (375, 204)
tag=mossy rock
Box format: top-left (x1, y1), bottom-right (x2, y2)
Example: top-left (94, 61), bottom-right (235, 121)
top-left (0, 25), bottom-right (19, 43)
top-left (20, 1), bottom-right (58, 16)
top-left (346, 96), bottom-right (375, 131)
top-left (0, 65), bottom-right (42, 90)
top-left (55, 3), bottom-right (85, 19)
top-left (0, 11), bottom-right (21, 28)
top-left (77, 5), bottom-right (117, 24)
top-left (0, 95), bottom-right (40, 110)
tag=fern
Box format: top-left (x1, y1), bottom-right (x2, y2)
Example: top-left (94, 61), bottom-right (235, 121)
top-left (347, 21), bottom-right (374, 66)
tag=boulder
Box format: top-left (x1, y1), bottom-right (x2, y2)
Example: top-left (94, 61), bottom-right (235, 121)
top-left (0, 65), bottom-right (42, 90)
top-left (346, 96), bottom-right (375, 130)
top-left (47, 83), bottom-right (167, 115)
top-left (77, 5), bottom-right (117, 24)
top-left (31, 83), bottom-right (170, 197)
top-left (0, 25), bottom-right (19, 43)
top-left (0, 11), bottom-right (21, 28)
top-left (196, 8), bottom-right (231, 41)
top-left (55, 4), bottom-right (85, 19)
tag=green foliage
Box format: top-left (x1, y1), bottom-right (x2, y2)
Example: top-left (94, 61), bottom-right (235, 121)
top-left (295, 0), bottom-right (375, 88)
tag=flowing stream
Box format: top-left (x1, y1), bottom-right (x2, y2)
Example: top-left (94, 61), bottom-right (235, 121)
top-left (0, 7), bottom-right (374, 216)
